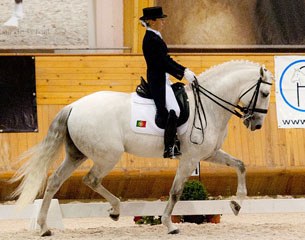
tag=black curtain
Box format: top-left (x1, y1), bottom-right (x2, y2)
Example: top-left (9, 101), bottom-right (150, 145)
top-left (255, 0), bottom-right (305, 44)
top-left (0, 56), bottom-right (37, 132)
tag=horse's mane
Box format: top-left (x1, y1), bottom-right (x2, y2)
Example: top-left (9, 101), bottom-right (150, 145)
top-left (198, 60), bottom-right (261, 81)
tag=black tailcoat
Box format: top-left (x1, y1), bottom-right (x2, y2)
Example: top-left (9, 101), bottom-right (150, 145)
top-left (142, 30), bottom-right (185, 116)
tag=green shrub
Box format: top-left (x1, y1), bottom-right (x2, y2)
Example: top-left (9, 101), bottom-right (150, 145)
top-left (180, 180), bottom-right (208, 201)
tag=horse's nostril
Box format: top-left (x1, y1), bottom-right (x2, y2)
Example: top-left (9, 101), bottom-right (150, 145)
top-left (256, 124), bottom-right (262, 129)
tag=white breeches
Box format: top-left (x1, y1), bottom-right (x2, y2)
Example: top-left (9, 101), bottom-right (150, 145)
top-left (165, 76), bottom-right (180, 117)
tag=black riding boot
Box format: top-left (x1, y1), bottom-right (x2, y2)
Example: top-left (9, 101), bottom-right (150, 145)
top-left (163, 110), bottom-right (181, 159)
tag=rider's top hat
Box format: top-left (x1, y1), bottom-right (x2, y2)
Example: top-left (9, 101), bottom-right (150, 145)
top-left (139, 6), bottom-right (167, 21)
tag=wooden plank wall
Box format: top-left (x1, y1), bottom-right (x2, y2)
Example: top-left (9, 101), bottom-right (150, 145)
top-left (1, 53), bottom-right (305, 198)
top-left (123, 0), bottom-right (155, 53)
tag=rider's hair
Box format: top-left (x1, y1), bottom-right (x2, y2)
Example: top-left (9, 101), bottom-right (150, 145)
top-left (141, 19), bottom-right (156, 28)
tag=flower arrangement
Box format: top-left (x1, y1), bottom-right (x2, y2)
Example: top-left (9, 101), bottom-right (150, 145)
top-left (133, 179), bottom-right (220, 225)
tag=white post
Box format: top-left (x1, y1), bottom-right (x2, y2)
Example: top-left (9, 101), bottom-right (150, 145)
top-left (191, 163), bottom-right (200, 176)
top-left (29, 199), bottom-right (64, 230)
top-left (88, 0), bottom-right (97, 49)
top-left (95, 0), bottom-right (123, 51)
top-left (3, 2), bottom-right (24, 28)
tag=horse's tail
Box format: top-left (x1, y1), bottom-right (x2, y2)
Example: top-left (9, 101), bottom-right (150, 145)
top-left (10, 105), bottom-right (73, 208)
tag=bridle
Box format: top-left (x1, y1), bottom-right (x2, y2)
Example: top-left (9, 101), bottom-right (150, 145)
top-left (190, 76), bottom-right (272, 144)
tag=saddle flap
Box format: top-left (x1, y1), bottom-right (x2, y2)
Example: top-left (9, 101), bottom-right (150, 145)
top-left (130, 93), bottom-right (188, 136)
top-left (135, 77), bottom-right (189, 127)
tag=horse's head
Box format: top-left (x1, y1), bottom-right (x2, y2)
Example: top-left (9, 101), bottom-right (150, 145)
top-left (239, 66), bottom-right (273, 131)
top-left (291, 67), bottom-right (305, 85)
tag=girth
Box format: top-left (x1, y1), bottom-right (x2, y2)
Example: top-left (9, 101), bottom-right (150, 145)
top-left (136, 77), bottom-right (189, 128)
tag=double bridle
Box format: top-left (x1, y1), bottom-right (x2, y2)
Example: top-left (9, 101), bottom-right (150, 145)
top-left (190, 76), bottom-right (272, 144)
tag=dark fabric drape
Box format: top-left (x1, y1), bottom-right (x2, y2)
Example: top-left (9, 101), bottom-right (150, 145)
top-left (0, 56), bottom-right (37, 132)
top-left (255, 0), bottom-right (305, 44)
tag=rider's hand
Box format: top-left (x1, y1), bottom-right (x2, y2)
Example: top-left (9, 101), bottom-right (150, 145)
top-left (184, 68), bottom-right (196, 83)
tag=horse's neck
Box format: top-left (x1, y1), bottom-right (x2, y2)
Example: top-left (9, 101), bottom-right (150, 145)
top-left (199, 62), bottom-right (260, 98)
top-left (196, 65), bottom-right (259, 126)
top-left (201, 70), bottom-right (253, 104)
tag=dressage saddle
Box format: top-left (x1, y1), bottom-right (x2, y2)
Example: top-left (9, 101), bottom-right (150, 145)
top-left (136, 77), bottom-right (190, 129)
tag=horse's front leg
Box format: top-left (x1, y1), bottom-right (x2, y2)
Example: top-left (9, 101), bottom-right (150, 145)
top-left (162, 159), bottom-right (198, 234)
top-left (205, 149), bottom-right (247, 198)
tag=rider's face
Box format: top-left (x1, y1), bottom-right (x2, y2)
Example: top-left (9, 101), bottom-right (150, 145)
top-left (149, 18), bottom-right (165, 32)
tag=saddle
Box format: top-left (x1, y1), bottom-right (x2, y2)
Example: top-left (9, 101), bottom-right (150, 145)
top-left (136, 77), bottom-right (189, 129)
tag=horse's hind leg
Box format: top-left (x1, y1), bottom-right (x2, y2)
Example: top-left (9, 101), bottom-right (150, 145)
top-left (205, 149), bottom-right (247, 198)
top-left (83, 161), bottom-right (121, 221)
top-left (37, 139), bottom-right (86, 236)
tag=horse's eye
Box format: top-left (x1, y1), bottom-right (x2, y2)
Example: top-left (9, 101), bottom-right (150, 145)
top-left (262, 92), bottom-right (269, 98)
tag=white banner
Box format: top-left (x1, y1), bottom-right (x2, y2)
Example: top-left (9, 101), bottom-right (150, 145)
top-left (275, 56), bottom-right (305, 128)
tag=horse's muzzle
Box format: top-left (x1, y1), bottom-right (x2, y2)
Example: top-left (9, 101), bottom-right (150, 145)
top-left (243, 117), bottom-right (262, 131)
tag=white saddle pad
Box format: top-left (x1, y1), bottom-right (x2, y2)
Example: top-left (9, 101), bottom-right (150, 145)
top-left (130, 93), bottom-right (188, 136)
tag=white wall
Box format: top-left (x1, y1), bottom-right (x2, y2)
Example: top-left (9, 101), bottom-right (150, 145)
top-left (93, 0), bottom-right (123, 50)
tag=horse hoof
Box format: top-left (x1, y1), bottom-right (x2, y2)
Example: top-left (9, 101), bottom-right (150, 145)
top-left (168, 229), bottom-right (180, 234)
top-left (41, 229), bottom-right (52, 237)
top-left (230, 200), bottom-right (241, 216)
top-left (110, 214), bottom-right (120, 221)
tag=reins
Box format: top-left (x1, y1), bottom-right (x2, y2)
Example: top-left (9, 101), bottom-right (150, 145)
top-left (190, 79), bottom-right (207, 145)
top-left (190, 76), bottom-right (272, 145)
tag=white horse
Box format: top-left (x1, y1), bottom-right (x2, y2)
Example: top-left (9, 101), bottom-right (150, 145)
top-left (3, 0), bottom-right (24, 28)
top-left (10, 60), bottom-right (273, 236)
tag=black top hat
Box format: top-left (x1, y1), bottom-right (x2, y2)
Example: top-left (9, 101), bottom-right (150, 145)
top-left (139, 6), bottom-right (167, 20)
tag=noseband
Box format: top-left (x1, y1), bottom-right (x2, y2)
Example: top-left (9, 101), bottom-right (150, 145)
top-left (238, 77), bottom-right (272, 119)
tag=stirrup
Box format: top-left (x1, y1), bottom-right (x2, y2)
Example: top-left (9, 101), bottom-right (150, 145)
top-left (163, 145), bottom-right (181, 159)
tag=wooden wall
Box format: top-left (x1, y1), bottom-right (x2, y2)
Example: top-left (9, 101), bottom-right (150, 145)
top-left (123, 0), bottom-right (155, 53)
top-left (1, 53), bottom-right (305, 200)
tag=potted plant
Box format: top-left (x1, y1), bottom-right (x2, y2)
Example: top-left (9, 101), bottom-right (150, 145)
top-left (180, 179), bottom-right (220, 224)
top-left (133, 180), bottom-right (221, 225)
top-left (134, 216), bottom-right (161, 225)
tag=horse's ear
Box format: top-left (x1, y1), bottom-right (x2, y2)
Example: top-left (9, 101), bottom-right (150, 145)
top-left (260, 66), bottom-right (265, 78)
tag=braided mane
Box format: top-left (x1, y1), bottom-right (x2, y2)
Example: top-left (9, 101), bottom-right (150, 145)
top-left (198, 60), bottom-right (261, 81)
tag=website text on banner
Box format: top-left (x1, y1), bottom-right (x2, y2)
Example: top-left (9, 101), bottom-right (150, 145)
top-left (275, 56), bottom-right (305, 128)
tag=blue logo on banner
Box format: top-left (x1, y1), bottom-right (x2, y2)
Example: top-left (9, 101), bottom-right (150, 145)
top-left (280, 59), bottom-right (305, 112)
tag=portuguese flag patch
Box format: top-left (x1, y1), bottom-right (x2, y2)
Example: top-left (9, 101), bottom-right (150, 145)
top-left (136, 120), bottom-right (147, 128)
